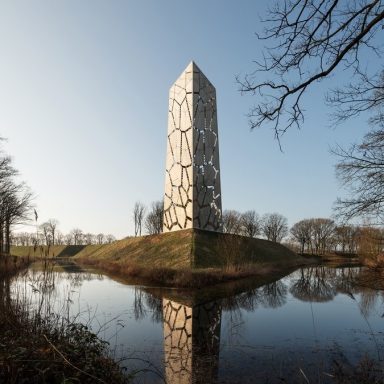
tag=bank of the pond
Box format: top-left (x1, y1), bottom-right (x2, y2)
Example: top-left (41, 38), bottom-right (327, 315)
top-left (11, 229), bottom-right (310, 288)
top-left (0, 255), bottom-right (30, 279)
top-left (0, 261), bottom-right (130, 384)
top-left (75, 230), bottom-right (309, 288)
top-left (78, 257), bottom-right (308, 288)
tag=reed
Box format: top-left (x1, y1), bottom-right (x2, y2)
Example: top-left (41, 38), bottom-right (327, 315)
top-left (0, 259), bottom-right (130, 384)
top-left (79, 257), bottom-right (303, 288)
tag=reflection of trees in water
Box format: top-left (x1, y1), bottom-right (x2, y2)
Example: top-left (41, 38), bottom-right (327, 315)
top-left (222, 288), bottom-right (259, 312)
top-left (133, 288), bottom-right (163, 322)
top-left (332, 267), bottom-right (360, 296)
top-left (359, 288), bottom-right (381, 318)
top-left (144, 292), bottom-right (163, 322)
top-left (0, 277), bottom-right (11, 308)
top-left (290, 267), bottom-right (337, 302)
top-left (133, 288), bottom-right (147, 320)
top-left (63, 272), bottom-right (97, 287)
top-left (259, 281), bottom-right (288, 308)
top-left (9, 267), bottom-right (104, 322)
top-left (221, 281), bottom-right (288, 314)
top-left (354, 268), bottom-right (384, 317)
top-left (220, 281), bottom-right (288, 340)
top-left (288, 266), bottom-right (384, 317)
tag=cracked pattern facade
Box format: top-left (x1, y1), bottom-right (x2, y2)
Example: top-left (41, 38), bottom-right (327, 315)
top-left (163, 299), bottom-right (222, 384)
top-left (163, 62), bottom-right (222, 232)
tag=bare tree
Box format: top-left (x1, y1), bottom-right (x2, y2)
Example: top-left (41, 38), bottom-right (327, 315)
top-left (46, 219), bottom-right (59, 245)
top-left (1, 182), bottom-right (33, 253)
top-left (240, 210), bottom-right (261, 238)
top-left (106, 234), bottom-right (116, 244)
top-left (55, 231), bottom-right (64, 245)
top-left (71, 228), bottom-right (83, 245)
top-left (84, 233), bottom-right (94, 245)
top-left (222, 210), bottom-right (242, 234)
top-left (0, 142), bottom-right (33, 254)
top-left (133, 201), bottom-right (146, 237)
top-left (238, 0), bottom-right (384, 140)
top-left (262, 213), bottom-right (288, 243)
top-left (145, 201), bottom-right (163, 235)
top-left (310, 218), bottom-right (336, 255)
top-left (13, 232), bottom-right (31, 246)
top-left (96, 233), bottom-right (105, 244)
top-left (334, 129), bottom-right (384, 222)
top-left (356, 225), bottom-right (384, 264)
top-left (290, 219), bottom-right (313, 254)
top-left (64, 233), bottom-right (73, 245)
top-left (40, 222), bottom-right (52, 245)
top-left (334, 225), bottom-right (358, 253)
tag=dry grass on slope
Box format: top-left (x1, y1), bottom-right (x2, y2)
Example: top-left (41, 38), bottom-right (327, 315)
top-left (74, 229), bottom-right (194, 269)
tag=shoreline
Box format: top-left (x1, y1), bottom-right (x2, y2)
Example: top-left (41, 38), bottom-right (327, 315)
top-left (75, 256), bottom-right (314, 289)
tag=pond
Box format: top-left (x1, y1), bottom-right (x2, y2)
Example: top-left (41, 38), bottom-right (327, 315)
top-left (9, 262), bottom-right (384, 383)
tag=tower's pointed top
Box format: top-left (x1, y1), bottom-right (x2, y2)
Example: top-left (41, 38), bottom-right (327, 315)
top-left (172, 60), bottom-right (214, 89)
top-left (185, 60), bottom-right (202, 74)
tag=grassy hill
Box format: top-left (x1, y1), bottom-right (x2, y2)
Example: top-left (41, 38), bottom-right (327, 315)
top-left (11, 229), bottom-right (300, 269)
top-left (74, 229), bottom-right (194, 268)
top-left (192, 229), bottom-right (299, 268)
top-left (10, 230), bottom-right (305, 288)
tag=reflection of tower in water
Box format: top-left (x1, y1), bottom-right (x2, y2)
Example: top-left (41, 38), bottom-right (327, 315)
top-left (162, 299), bottom-right (222, 384)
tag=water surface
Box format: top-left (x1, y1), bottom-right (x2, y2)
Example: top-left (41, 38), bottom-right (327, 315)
top-left (10, 263), bottom-right (384, 383)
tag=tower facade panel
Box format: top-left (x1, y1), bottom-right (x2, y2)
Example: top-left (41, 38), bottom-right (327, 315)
top-left (163, 62), bottom-right (222, 232)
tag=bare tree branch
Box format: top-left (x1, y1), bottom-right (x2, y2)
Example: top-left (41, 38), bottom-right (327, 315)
top-left (239, 0), bottom-right (384, 140)
top-left (333, 128), bottom-right (384, 222)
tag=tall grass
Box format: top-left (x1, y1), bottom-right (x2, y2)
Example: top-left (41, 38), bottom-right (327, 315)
top-left (0, 254), bottom-right (30, 279)
top-left (0, 259), bottom-right (130, 384)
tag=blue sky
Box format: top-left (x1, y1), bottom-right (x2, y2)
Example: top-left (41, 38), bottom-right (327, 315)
top-left (0, 1), bottom-right (376, 238)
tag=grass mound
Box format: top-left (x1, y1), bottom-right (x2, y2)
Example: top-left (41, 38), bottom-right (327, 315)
top-left (75, 230), bottom-right (193, 268)
top-left (71, 229), bottom-right (303, 287)
top-left (74, 229), bottom-right (300, 269)
top-left (11, 230), bottom-right (304, 287)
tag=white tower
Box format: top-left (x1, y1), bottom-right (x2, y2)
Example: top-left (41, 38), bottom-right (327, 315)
top-left (163, 62), bottom-right (222, 232)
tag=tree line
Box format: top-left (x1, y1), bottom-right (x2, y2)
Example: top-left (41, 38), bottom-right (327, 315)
top-left (10, 201), bottom-right (384, 259)
top-left (11, 199), bottom-right (165, 248)
top-left (220, 210), bottom-right (384, 257)
top-left (221, 210), bottom-right (288, 242)
top-left (131, 202), bottom-right (384, 257)
top-left (12, 222), bottom-right (116, 247)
